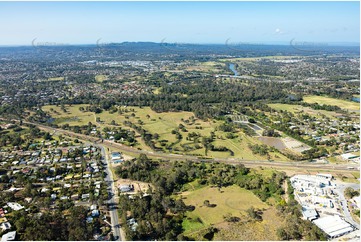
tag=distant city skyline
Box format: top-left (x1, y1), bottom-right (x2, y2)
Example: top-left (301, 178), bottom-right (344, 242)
top-left (0, 1), bottom-right (359, 46)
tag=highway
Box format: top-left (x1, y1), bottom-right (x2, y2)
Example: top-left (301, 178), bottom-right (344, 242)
top-left (99, 145), bottom-right (123, 241)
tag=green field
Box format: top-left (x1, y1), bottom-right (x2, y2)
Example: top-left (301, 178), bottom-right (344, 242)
top-left (179, 184), bottom-right (285, 240)
top-left (95, 75), bottom-right (109, 82)
top-left (219, 56), bottom-right (301, 62)
top-left (268, 103), bottom-right (341, 119)
top-left (303, 95), bottom-right (359, 112)
top-left (185, 61), bottom-right (226, 73)
top-left (47, 77), bottom-right (65, 81)
top-left (42, 104), bottom-right (289, 161)
top-left (42, 105), bottom-right (94, 126)
top-left (180, 185), bottom-right (269, 235)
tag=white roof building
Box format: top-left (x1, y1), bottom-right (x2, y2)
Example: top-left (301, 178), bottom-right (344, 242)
top-left (301, 206), bottom-right (318, 221)
top-left (7, 203), bottom-right (24, 211)
top-left (91, 209), bottom-right (99, 217)
top-left (313, 215), bottom-right (354, 238)
top-left (0, 222), bottom-right (11, 231)
top-left (316, 173), bottom-right (333, 181)
top-left (341, 153), bottom-right (359, 160)
top-left (1, 231), bottom-right (16, 241)
top-left (111, 152), bottom-right (122, 160)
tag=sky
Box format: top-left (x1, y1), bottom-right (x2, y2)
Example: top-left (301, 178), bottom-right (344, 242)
top-left (0, 1), bottom-right (359, 46)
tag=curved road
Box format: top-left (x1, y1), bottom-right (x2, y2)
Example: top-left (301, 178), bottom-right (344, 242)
top-left (336, 182), bottom-right (360, 230)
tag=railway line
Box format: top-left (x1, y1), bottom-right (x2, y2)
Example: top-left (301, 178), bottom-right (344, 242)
top-left (14, 119), bottom-right (359, 173)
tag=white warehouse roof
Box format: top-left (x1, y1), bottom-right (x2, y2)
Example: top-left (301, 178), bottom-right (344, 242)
top-left (301, 206), bottom-right (318, 220)
top-left (313, 215), bottom-right (354, 238)
top-left (341, 153), bottom-right (359, 160)
top-left (1, 231), bottom-right (16, 241)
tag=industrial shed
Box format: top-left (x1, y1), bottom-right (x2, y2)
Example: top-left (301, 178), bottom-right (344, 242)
top-left (313, 215), bottom-right (354, 238)
top-left (301, 206), bottom-right (319, 221)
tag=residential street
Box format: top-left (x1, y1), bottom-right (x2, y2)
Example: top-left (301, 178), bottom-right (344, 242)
top-left (99, 145), bottom-right (123, 241)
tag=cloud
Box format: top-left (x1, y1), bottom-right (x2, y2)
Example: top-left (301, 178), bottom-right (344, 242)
top-left (274, 28), bottom-right (289, 35)
top-left (275, 28), bottom-right (282, 34)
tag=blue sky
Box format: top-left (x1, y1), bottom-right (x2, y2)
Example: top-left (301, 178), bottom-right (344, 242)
top-left (0, 1), bottom-right (359, 46)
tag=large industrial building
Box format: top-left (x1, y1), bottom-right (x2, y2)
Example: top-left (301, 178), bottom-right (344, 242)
top-left (313, 215), bottom-right (355, 239)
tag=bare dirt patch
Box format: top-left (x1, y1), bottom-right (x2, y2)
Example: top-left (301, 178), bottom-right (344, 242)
top-left (116, 179), bottom-right (153, 194)
top-left (258, 136), bottom-right (286, 150)
top-left (282, 137), bottom-right (311, 153)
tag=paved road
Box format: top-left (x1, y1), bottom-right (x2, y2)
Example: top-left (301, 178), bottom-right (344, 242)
top-left (336, 182), bottom-right (360, 229)
top-left (99, 145), bottom-right (123, 241)
top-left (19, 120), bottom-right (360, 173)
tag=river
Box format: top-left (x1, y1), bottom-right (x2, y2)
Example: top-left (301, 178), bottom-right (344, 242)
top-left (229, 63), bottom-right (239, 76)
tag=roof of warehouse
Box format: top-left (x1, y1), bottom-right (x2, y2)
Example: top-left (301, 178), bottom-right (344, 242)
top-left (313, 215), bottom-right (353, 237)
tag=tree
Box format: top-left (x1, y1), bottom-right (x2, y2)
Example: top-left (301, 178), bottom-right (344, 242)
top-left (345, 187), bottom-right (359, 199)
top-left (203, 200), bottom-right (210, 207)
top-left (43, 132), bottom-right (51, 140)
top-left (67, 206), bottom-right (91, 241)
top-left (246, 206), bottom-right (262, 221)
top-left (248, 118), bottom-right (256, 123)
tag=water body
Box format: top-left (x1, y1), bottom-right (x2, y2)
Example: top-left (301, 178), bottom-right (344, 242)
top-left (351, 97), bottom-right (360, 103)
top-left (229, 63), bottom-right (239, 76)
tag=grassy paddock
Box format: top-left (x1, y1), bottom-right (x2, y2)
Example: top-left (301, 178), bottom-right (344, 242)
top-left (42, 104), bottom-right (289, 161)
top-left (219, 56), bottom-right (300, 62)
top-left (42, 105), bottom-right (94, 126)
top-left (180, 185), bottom-right (268, 235)
top-left (47, 77), bottom-right (65, 81)
top-left (303, 95), bottom-right (359, 112)
top-left (95, 75), bottom-right (109, 82)
top-left (268, 103), bottom-right (341, 119)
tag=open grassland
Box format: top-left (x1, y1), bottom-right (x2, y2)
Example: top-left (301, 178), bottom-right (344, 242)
top-left (95, 75), bottom-right (109, 82)
top-left (179, 185), bottom-right (284, 240)
top-left (42, 104), bottom-right (289, 161)
top-left (268, 103), bottom-right (341, 119)
top-left (185, 61), bottom-right (226, 73)
top-left (303, 95), bottom-right (360, 112)
top-left (213, 207), bottom-right (284, 241)
top-left (153, 87), bottom-right (162, 94)
top-left (219, 56), bottom-right (300, 62)
top-left (180, 185), bottom-right (269, 235)
top-left (47, 77), bottom-right (65, 81)
top-left (42, 105), bottom-right (94, 126)
top-left (334, 172), bottom-right (360, 184)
